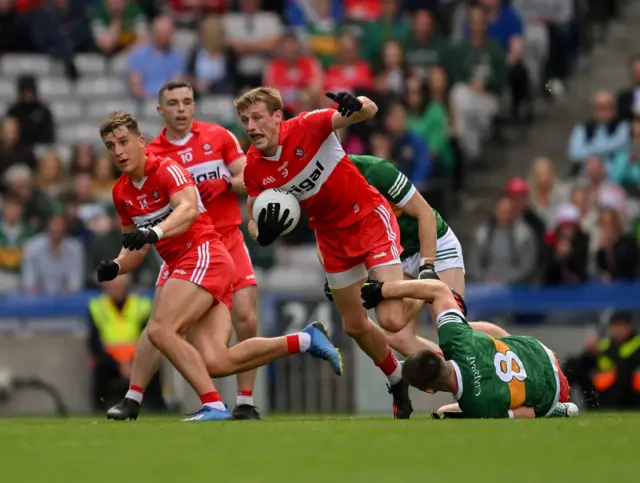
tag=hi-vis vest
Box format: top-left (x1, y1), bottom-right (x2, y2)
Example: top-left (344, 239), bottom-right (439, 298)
top-left (593, 335), bottom-right (640, 392)
top-left (88, 294), bottom-right (151, 363)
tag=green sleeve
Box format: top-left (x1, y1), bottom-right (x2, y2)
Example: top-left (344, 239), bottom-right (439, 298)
top-left (486, 41), bottom-right (508, 95)
top-left (365, 157), bottom-right (416, 207)
top-left (437, 309), bottom-right (472, 358)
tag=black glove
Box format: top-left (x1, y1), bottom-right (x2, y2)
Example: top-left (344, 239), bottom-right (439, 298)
top-left (324, 279), bottom-right (334, 302)
top-left (325, 91), bottom-right (363, 118)
top-left (418, 263), bottom-right (439, 281)
top-left (431, 410), bottom-right (464, 420)
top-left (450, 287), bottom-right (468, 317)
top-left (122, 227), bottom-right (159, 251)
top-left (256, 202), bottom-right (293, 247)
top-left (361, 279), bottom-right (385, 310)
top-left (96, 260), bottom-right (120, 282)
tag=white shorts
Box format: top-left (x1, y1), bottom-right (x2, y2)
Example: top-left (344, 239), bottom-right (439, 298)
top-left (401, 228), bottom-right (465, 278)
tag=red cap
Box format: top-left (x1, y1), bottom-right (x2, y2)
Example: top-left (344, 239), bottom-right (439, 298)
top-left (506, 177), bottom-right (528, 196)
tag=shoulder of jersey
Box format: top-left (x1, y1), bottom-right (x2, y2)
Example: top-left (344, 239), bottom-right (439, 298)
top-left (145, 135), bottom-right (165, 151)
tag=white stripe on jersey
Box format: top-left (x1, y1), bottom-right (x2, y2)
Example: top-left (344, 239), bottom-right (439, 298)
top-left (132, 203), bottom-right (172, 227)
top-left (389, 173), bottom-right (408, 199)
top-left (374, 205), bottom-right (400, 259)
top-left (191, 241), bottom-right (211, 285)
top-left (436, 309), bottom-right (466, 328)
top-left (280, 133), bottom-right (344, 201)
top-left (168, 164), bottom-right (189, 186)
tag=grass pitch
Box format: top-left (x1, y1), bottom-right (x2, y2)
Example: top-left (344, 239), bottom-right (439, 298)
top-left (0, 413), bottom-right (636, 483)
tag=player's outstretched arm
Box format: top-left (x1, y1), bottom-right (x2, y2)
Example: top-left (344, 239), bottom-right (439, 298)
top-left (329, 93), bottom-right (378, 131)
top-left (227, 157), bottom-right (248, 195)
top-left (401, 192), bottom-right (437, 278)
top-left (155, 186), bottom-right (199, 238)
top-left (381, 279), bottom-right (459, 316)
top-left (246, 196), bottom-right (259, 241)
top-left (97, 225), bottom-right (149, 281)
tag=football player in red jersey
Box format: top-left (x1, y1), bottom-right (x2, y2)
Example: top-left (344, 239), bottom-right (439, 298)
top-left (141, 80), bottom-right (261, 420)
top-left (98, 111), bottom-right (342, 421)
top-left (236, 87), bottom-right (416, 419)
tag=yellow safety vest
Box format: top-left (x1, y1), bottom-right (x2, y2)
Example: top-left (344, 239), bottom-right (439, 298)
top-left (88, 294), bottom-right (151, 363)
top-left (593, 335), bottom-right (640, 392)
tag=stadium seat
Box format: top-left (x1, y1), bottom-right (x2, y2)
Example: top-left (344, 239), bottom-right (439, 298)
top-left (76, 77), bottom-right (128, 99)
top-left (174, 29), bottom-right (197, 54)
top-left (0, 79), bottom-right (16, 102)
top-left (197, 96), bottom-right (236, 124)
top-left (50, 100), bottom-right (83, 122)
top-left (74, 54), bottom-right (108, 77)
top-left (57, 122), bottom-right (102, 145)
top-left (86, 99), bottom-right (139, 119)
top-left (110, 53), bottom-right (128, 76)
top-left (38, 77), bottom-right (73, 100)
top-left (1, 54), bottom-right (52, 77)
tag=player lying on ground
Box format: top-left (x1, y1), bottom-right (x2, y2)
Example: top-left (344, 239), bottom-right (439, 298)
top-left (322, 155), bottom-right (508, 358)
top-left (237, 88), bottom-right (419, 419)
top-left (360, 279), bottom-right (578, 419)
top-left (107, 80), bottom-right (263, 421)
top-left (97, 111), bottom-right (342, 422)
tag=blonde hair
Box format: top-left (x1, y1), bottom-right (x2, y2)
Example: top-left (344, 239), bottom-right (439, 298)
top-left (233, 87), bottom-right (283, 114)
top-left (99, 111), bottom-right (141, 139)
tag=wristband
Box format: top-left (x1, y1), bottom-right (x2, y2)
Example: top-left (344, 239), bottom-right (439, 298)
top-left (114, 260), bottom-right (121, 274)
top-left (151, 226), bottom-right (165, 240)
top-left (420, 257), bottom-right (435, 266)
top-left (508, 410), bottom-right (515, 419)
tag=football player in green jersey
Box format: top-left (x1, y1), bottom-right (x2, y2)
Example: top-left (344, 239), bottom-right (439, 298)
top-left (361, 278), bottom-right (579, 419)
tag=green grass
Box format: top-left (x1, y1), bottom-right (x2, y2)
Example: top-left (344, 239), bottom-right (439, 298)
top-left (0, 413), bottom-right (637, 483)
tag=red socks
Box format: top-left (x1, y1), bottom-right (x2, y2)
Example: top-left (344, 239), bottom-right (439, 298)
top-left (199, 391), bottom-right (223, 405)
top-left (376, 349), bottom-right (402, 384)
top-left (125, 385), bottom-right (144, 404)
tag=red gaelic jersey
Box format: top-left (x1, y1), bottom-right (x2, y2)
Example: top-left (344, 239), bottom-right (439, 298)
top-left (145, 120), bottom-right (245, 233)
top-left (243, 109), bottom-right (384, 232)
top-left (324, 62), bottom-right (373, 94)
top-left (112, 153), bottom-right (218, 266)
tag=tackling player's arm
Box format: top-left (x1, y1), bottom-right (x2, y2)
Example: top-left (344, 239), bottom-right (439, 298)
top-left (330, 95), bottom-right (378, 130)
top-left (380, 279), bottom-right (459, 316)
top-left (246, 196), bottom-right (259, 241)
top-left (113, 225), bottom-right (150, 274)
top-left (402, 192), bottom-right (437, 273)
top-left (227, 157), bottom-right (248, 195)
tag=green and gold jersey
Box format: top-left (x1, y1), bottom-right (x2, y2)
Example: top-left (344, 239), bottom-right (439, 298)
top-left (437, 310), bottom-right (561, 418)
top-left (348, 155), bottom-right (448, 258)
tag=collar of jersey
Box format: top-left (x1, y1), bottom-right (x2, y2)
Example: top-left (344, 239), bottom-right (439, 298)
top-left (129, 153), bottom-right (158, 188)
top-left (158, 119), bottom-right (201, 146)
top-left (263, 144), bottom-right (283, 161)
top-left (449, 360), bottom-right (463, 400)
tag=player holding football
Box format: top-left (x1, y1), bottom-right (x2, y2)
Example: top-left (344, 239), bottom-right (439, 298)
top-left (236, 87), bottom-right (415, 418)
top-left (126, 80), bottom-right (261, 420)
top-left (360, 278), bottom-right (579, 419)
top-left (98, 112), bottom-right (342, 421)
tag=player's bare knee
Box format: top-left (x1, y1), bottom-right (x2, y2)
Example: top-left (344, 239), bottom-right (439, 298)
top-left (341, 315), bottom-right (370, 339)
top-left (203, 351), bottom-right (233, 378)
top-left (146, 322), bottom-right (167, 348)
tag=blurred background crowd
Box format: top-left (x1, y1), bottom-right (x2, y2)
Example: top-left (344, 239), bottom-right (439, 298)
top-left (1, 0), bottom-right (640, 413)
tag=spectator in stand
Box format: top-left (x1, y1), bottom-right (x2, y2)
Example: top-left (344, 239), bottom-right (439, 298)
top-left (373, 39), bottom-right (412, 98)
top-left (6, 76), bottom-right (54, 146)
top-left (544, 203), bottom-right (589, 286)
top-left (527, 156), bottom-right (569, 228)
top-left (223, 0), bottom-right (284, 88)
top-left (405, 68), bottom-right (454, 176)
top-left (57, 190), bottom-right (93, 249)
top-left (545, 0), bottom-right (575, 97)
top-left (263, 32), bottom-right (322, 116)
top-left (73, 171), bottom-right (106, 224)
top-left (0, 0), bottom-right (32, 53)
top-left (127, 16), bottom-right (185, 100)
top-left (30, 0), bottom-right (94, 80)
top-left (571, 183), bottom-right (600, 241)
top-left (2, 165), bottom-right (50, 230)
top-left (617, 54), bottom-right (640, 122)
top-left (0, 197), bottom-right (35, 292)
top-left (69, 142), bottom-right (96, 174)
top-left (406, 8), bottom-right (448, 82)
top-left (595, 208), bottom-right (638, 281)
top-left (36, 152), bottom-right (65, 201)
top-left (582, 156), bottom-right (629, 223)
top-left (186, 14), bottom-right (237, 97)
top-left (477, 0), bottom-right (529, 120)
top-left (22, 212), bottom-right (85, 294)
top-left (609, 119), bottom-right (640, 192)
top-left (344, 0), bottom-right (381, 22)
top-left (91, 0), bottom-right (148, 56)
top-left (323, 33), bottom-right (373, 94)
top-left (383, 101), bottom-right (431, 190)
top-left (569, 90), bottom-right (629, 173)
top-left (92, 154), bottom-right (116, 204)
top-left (0, 117), bottom-right (37, 184)
top-left (369, 130), bottom-right (392, 160)
top-left (448, 5), bottom-right (506, 162)
top-left (166, 0), bottom-right (227, 26)
top-left (287, 0), bottom-right (341, 69)
top-left (468, 195), bottom-right (537, 285)
top-left (361, 0), bottom-right (411, 64)
top-left (505, 176), bottom-right (547, 269)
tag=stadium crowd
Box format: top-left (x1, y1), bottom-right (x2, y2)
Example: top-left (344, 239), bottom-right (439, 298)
top-left (0, 0), bottom-right (632, 295)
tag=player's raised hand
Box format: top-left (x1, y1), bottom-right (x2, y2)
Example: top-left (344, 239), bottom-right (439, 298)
top-left (198, 176), bottom-right (231, 203)
top-left (325, 92), bottom-right (363, 118)
top-left (122, 227), bottom-right (159, 251)
top-left (361, 279), bottom-right (385, 309)
top-left (256, 202), bottom-right (294, 247)
top-left (96, 260), bottom-right (120, 282)
top-left (418, 263), bottom-right (439, 281)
